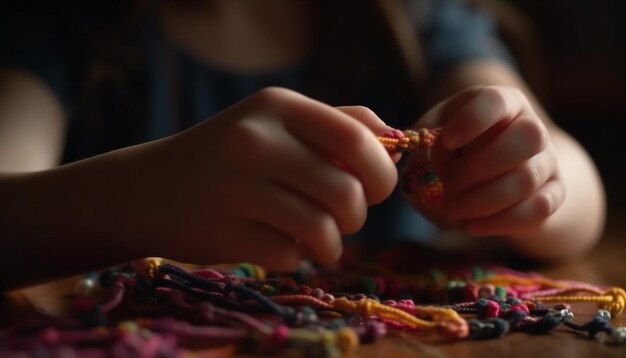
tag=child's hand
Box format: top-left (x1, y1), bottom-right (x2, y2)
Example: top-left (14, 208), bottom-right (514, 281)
top-left (128, 87), bottom-right (397, 271)
top-left (407, 86), bottom-right (565, 236)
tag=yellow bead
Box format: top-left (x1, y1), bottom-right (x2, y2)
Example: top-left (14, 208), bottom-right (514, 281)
top-left (336, 328), bottom-right (359, 353)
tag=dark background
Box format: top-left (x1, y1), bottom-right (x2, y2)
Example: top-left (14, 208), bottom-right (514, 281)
top-left (500, 0), bottom-right (626, 220)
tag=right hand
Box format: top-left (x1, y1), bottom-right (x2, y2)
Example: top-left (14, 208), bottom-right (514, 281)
top-left (123, 87), bottom-right (398, 271)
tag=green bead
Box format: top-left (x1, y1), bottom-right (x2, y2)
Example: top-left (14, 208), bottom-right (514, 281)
top-left (495, 286), bottom-right (507, 300)
top-left (232, 268), bottom-right (247, 277)
top-left (238, 262), bottom-right (257, 278)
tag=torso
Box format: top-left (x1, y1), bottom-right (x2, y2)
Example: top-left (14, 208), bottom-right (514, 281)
top-left (159, 0), bottom-right (316, 74)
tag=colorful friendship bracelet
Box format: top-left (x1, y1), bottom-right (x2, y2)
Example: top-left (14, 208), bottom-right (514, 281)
top-left (378, 127), bottom-right (444, 204)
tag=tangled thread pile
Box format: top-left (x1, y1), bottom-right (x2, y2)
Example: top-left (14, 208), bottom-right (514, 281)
top-left (1, 259), bottom-right (624, 356)
top-left (1, 127), bottom-right (624, 356)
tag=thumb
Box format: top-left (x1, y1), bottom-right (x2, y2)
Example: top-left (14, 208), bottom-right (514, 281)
top-left (335, 106), bottom-right (391, 133)
top-left (336, 106), bottom-right (401, 163)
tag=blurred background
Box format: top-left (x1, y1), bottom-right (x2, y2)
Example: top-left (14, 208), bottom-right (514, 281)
top-left (494, 0), bottom-right (625, 222)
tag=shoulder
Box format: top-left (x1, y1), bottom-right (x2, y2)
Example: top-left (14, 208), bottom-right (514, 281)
top-left (404, 0), bottom-right (514, 82)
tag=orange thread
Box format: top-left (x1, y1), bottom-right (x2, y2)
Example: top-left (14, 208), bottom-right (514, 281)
top-left (532, 287), bottom-right (626, 317)
top-left (330, 298), bottom-right (468, 338)
top-left (476, 274), bottom-right (568, 289)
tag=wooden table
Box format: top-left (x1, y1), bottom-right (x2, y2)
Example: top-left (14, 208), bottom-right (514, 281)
top-left (3, 218), bottom-right (626, 357)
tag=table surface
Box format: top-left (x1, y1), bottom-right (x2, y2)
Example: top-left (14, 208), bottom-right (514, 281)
top-left (3, 219), bottom-right (626, 357)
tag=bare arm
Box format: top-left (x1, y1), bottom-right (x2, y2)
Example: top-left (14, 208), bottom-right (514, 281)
top-left (0, 79), bottom-right (399, 289)
top-left (431, 59), bottom-right (606, 260)
top-left (0, 69), bottom-right (144, 287)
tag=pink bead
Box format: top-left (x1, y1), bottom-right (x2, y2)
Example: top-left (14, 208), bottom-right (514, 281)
top-left (464, 283), bottom-right (479, 301)
top-left (298, 286), bottom-right (313, 296)
top-left (40, 328), bottom-right (60, 345)
top-left (509, 303), bottom-right (530, 315)
top-left (485, 300), bottom-right (501, 318)
top-left (193, 269), bottom-right (225, 279)
top-left (273, 324), bottom-right (290, 345)
top-left (398, 299), bottom-right (415, 308)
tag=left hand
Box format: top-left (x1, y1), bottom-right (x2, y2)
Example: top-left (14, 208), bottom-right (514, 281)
top-left (407, 85), bottom-right (566, 236)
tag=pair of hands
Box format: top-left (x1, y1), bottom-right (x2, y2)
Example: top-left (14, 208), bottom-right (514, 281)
top-left (138, 86), bottom-right (563, 270)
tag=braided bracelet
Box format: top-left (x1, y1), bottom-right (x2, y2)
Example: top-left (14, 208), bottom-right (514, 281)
top-left (378, 127), bottom-right (443, 204)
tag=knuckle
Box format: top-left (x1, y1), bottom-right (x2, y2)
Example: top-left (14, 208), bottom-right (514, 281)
top-left (480, 86), bottom-right (513, 115)
top-left (250, 86), bottom-right (296, 108)
top-left (519, 162), bottom-right (543, 193)
top-left (226, 120), bottom-right (273, 164)
top-left (349, 105), bottom-right (377, 118)
top-left (309, 212), bottom-right (337, 240)
top-left (507, 86), bottom-right (525, 99)
top-left (520, 118), bottom-right (549, 154)
top-left (344, 125), bottom-right (371, 153)
top-left (307, 212), bottom-right (341, 262)
top-left (335, 177), bottom-right (367, 233)
top-left (532, 192), bottom-right (556, 218)
top-left (336, 175), bottom-right (363, 205)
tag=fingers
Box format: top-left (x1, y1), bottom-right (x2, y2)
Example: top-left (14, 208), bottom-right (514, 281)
top-left (236, 181), bottom-right (343, 266)
top-left (335, 106), bottom-right (393, 134)
top-left (336, 106), bottom-right (403, 163)
top-left (445, 149), bottom-right (557, 220)
top-left (265, 132), bottom-right (368, 235)
top-left (439, 86), bottom-right (533, 151)
top-left (249, 88), bottom-right (397, 205)
top-left (416, 87), bottom-right (480, 128)
top-left (413, 85), bottom-right (566, 237)
top-left (444, 116), bottom-right (549, 195)
top-left (220, 107), bottom-right (368, 236)
top-left (465, 178), bottom-right (565, 236)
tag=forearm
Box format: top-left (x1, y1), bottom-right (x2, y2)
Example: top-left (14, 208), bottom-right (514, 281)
top-left (0, 147), bottom-right (150, 289)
